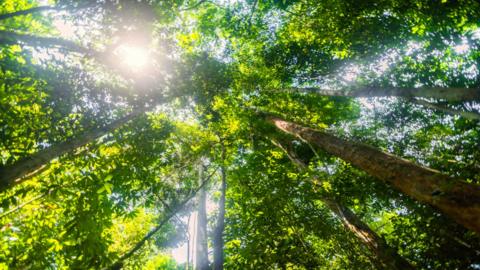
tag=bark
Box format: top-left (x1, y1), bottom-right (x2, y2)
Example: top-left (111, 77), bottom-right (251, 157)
top-left (293, 87), bottom-right (480, 102)
top-left (267, 115), bottom-right (480, 233)
top-left (213, 145), bottom-right (226, 270)
top-left (186, 215), bottom-right (191, 270)
top-left (0, 109), bottom-right (146, 191)
top-left (271, 139), bottom-right (414, 270)
top-left (0, 6), bottom-right (58, 21)
top-left (411, 99), bottom-right (480, 121)
top-left (195, 163), bottom-right (210, 270)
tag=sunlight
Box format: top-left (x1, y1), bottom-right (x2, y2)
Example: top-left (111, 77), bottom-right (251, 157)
top-left (115, 45), bottom-right (149, 70)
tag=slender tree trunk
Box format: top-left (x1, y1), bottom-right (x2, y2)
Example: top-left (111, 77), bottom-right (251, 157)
top-left (186, 215), bottom-right (191, 270)
top-left (107, 172), bottom-right (213, 270)
top-left (271, 138), bottom-right (414, 270)
top-left (0, 109), bottom-right (146, 191)
top-left (0, 6), bottom-right (58, 21)
top-left (411, 99), bottom-right (480, 121)
top-left (195, 163), bottom-right (209, 270)
top-left (292, 87), bottom-right (480, 102)
top-left (213, 145), bottom-right (226, 270)
top-left (266, 115), bottom-right (480, 233)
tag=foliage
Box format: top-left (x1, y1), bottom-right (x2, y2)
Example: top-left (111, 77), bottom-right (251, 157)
top-left (0, 0), bottom-right (479, 269)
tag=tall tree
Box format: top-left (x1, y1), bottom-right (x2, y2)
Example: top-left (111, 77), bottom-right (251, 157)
top-left (195, 162), bottom-right (209, 270)
top-left (266, 114), bottom-right (480, 233)
top-left (0, 108), bottom-right (146, 191)
top-left (293, 87), bottom-right (480, 102)
top-left (271, 137), bottom-right (414, 270)
top-left (213, 144), bottom-right (227, 270)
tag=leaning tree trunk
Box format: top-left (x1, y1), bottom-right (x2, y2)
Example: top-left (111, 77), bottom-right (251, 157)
top-left (271, 138), bottom-right (414, 270)
top-left (266, 115), bottom-right (480, 233)
top-left (411, 99), bottom-right (480, 121)
top-left (0, 109), bottom-right (146, 191)
top-left (0, 31), bottom-right (120, 74)
top-left (213, 145), bottom-right (227, 270)
top-left (291, 87), bottom-right (480, 102)
top-left (0, 30), bottom-right (90, 54)
top-left (195, 163), bottom-right (210, 270)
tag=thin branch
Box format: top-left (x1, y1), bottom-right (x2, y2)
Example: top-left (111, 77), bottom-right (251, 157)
top-left (0, 193), bottom-right (47, 219)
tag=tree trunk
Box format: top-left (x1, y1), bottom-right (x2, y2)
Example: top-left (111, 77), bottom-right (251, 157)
top-left (267, 115), bottom-right (480, 233)
top-left (0, 109), bottom-right (146, 191)
top-left (106, 177), bottom-right (210, 270)
top-left (0, 6), bottom-right (58, 21)
top-left (293, 87), bottom-right (480, 102)
top-left (195, 163), bottom-right (210, 270)
top-left (411, 99), bottom-right (480, 121)
top-left (271, 138), bottom-right (414, 270)
top-left (0, 30), bottom-right (90, 54)
top-left (213, 145), bottom-right (226, 270)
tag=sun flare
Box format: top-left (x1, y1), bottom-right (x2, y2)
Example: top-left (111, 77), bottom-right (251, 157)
top-left (115, 45), bottom-right (149, 70)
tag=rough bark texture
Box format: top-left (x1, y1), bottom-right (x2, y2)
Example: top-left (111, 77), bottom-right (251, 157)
top-left (412, 99), bottom-right (480, 121)
top-left (0, 6), bottom-right (58, 21)
top-left (195, 164), bottom-right (210, 270)
top-left (0, 109), bottom-right (146, 191)
top-left (272, 139), bottom-right (414, 270)
top-left (268, 116), bottom-right (480, 233)
top-left (213, 151), bottom-right (226, 270)
top-left (294, 87), bottom-right (480, 102)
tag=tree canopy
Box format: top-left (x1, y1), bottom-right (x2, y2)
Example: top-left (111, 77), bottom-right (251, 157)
top-left (0, 0), bottom-right (479, 269)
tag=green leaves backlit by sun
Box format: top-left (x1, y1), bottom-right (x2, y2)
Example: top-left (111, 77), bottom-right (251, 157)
top-left (0, 0), bottom-right (480, 270)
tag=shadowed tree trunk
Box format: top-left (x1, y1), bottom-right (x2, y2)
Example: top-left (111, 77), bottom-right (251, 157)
top-left (292, 87), bottom-right (480, 102)
top-left (271, 138), bottom-right (415, 270)
top-left (195, 163), bottom-right (210, 270)
top-left (266, 115), bottom-right (480, 234)
top-left (0, 109), bottom-right (146, 191)
top-left (213, 144), bottom-right (226, 270)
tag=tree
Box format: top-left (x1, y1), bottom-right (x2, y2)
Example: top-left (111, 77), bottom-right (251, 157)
top-left (1, 0), bottom-right (480, 269)
top-left (195, 162), bottom-right (210, 270)
top-left (266, 114), bottom-right (480, 233)
top-left (0, 108), bottom-right (146, 191)
top-left (213, 144), bottom-right (227, 270)
top-left (294, 87), bottom-right (480, 102)
top-left (271, 137), bottom-right (414, 270)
